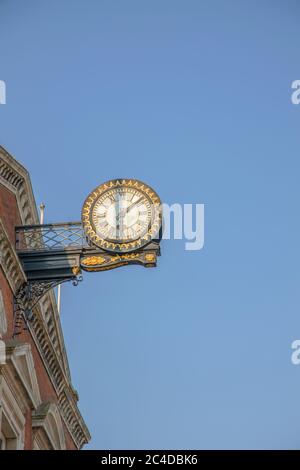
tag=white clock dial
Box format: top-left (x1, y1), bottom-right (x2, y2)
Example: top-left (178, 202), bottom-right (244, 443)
top-left (82, 179), bottom-right (162, 253)
top-left (91, 188), bottom-right (152, 242)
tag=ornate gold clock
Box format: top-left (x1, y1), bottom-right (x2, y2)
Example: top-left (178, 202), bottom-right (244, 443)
top-left (81, 179), bottom-right (162, 253)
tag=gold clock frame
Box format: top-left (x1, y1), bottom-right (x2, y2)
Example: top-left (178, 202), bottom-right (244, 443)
top-left (81, 178), bottom-right (162, 253)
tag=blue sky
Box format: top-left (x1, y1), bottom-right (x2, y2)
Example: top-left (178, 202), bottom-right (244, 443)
top-left (1, 0), bottom-right (300, 449)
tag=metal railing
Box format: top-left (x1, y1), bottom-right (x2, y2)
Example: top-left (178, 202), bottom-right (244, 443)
top-left (15, 222), bottom-right (89, 252)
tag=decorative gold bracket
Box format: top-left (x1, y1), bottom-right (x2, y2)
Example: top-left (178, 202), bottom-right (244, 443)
top-left (14, 220), bottom-right (161, 333)
top-left (81, 250), bottom-right (157, 272)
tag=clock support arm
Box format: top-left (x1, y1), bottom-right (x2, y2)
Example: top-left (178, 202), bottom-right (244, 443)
top-left (13, 221), bottom-right (161, 335)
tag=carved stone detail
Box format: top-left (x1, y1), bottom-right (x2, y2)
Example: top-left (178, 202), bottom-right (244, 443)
top-left (0, 146), bottom-right (90, 448)
top-left (0, 219), bottom-right (26, 294)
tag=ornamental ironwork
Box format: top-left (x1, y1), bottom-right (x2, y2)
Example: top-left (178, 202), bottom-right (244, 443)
top-left (13, 179), bottom-right (162, 336)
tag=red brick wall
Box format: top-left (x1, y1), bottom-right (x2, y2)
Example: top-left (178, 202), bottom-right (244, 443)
top-left (64, 424), bottom-right (77, 450)
top-left (0, 268), bottom-right (14, 339)
top-left (24, 409), bottom-right (33, 450)
top-left (0, 182), bottom-right (76, 450)
top-left (0, 184), bottom-right (21, 243)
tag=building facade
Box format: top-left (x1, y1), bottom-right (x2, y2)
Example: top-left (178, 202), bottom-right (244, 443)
top-left (0, 146), bottom-right (90, 450)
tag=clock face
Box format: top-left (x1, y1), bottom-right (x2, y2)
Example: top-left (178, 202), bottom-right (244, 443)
top-left (82, 179), bottom-right (161, 253)
top-left (92, 187), bottom-right (151, 242)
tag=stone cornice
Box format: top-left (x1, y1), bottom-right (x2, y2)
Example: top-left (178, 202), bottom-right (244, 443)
top-left (0, 146), bottom-right (90, 448)
top-left (0, 145), bottom-right (39, 225)
top-left (28, 307), bottom-right (90, 448)
top-left (0, 218), bottom-right (26, 293)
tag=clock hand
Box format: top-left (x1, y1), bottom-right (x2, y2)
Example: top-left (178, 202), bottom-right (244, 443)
top-left (125, 197), bottom-right (144, 215)
top-left (116, 197), bottom-right (143, 222)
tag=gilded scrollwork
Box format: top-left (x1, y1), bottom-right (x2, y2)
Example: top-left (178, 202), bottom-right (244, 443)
top-left (81, 251), bottom-right (157, 272)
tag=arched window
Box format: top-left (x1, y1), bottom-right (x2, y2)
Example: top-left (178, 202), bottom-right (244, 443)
top-left (0, 378), bottom-right (25, 449)
top-left (32, 402), bottom-right (66, 450)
